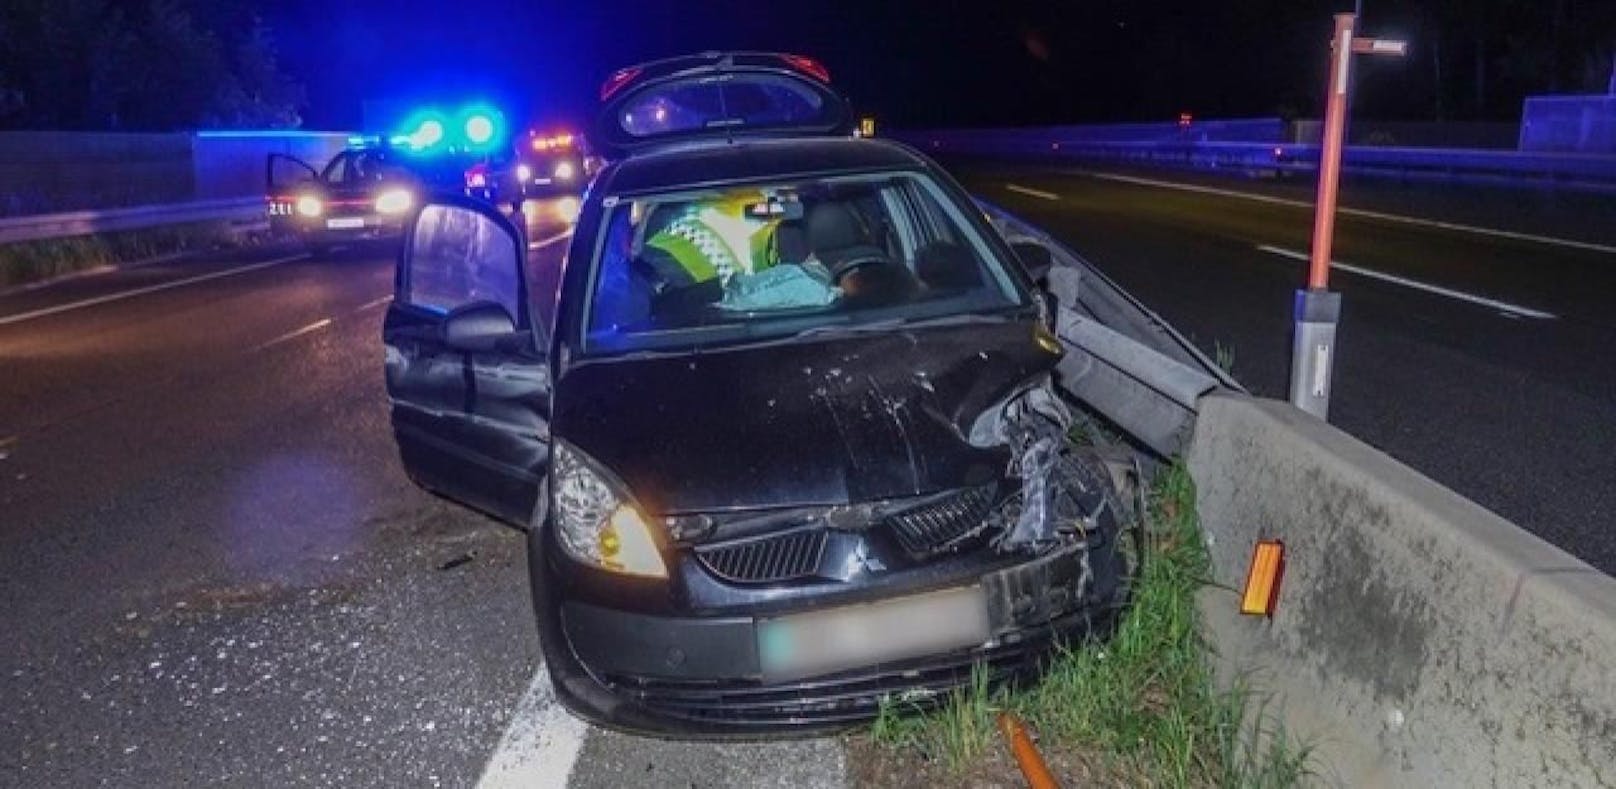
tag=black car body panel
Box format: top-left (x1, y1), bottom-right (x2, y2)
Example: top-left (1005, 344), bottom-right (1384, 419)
top-left (600, 137), bottom-right (926, 197)
top-left (554, 322), bottom-right (1058, 514)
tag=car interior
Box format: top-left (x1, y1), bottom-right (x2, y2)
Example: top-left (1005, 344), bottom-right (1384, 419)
top-left (587, 174), bottom-right (1010, 341)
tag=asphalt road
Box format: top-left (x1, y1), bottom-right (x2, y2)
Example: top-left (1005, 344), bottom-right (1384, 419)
top-left (953, 163), bottom-right (1616, 575)
top-left (0, 199), bottom-right (845, 788)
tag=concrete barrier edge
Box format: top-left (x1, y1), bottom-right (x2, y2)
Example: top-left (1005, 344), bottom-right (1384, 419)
top-left (1186, 392), bottom-right (1616, 787)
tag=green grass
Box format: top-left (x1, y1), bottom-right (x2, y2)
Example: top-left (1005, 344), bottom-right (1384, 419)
top-left (0, 221), bottom-right (245, 289)
top-left (867, 460), bottom-right (1313, 787)
top-left (1215, 341), bottom-right (1237, 377)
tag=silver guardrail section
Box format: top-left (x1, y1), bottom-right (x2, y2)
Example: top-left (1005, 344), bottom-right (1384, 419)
top-left (914, 129), bottom-right (1616, 193)
top-left (0, 197), bottom-right (267, 246)
top-left (981, 199), bottom-right (1239, 456)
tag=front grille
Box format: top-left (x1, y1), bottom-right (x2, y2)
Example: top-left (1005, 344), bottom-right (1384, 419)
top-left (695, 528), bottom-right (827, 583)
top-left (600, 609), bottom-right (1105, 728)
top-left (885, 485), bottom-right (999, 558)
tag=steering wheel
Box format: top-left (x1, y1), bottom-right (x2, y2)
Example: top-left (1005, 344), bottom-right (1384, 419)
top-left (830, 254), bottom-right (888, 283)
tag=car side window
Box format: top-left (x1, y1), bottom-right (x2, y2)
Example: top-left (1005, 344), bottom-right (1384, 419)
top-left (405, 205), bottom-right (521, 320)
top-left (322, 153), bottom-right (351, 184)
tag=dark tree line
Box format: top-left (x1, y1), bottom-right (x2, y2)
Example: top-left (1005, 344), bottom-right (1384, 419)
top-left (0, 0), bottom-right (305, 131)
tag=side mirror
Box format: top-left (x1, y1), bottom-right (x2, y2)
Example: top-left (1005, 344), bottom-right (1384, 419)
top-left (1011, 241), bottom-right (1054, 285)
top-left (443, 300), bottom-right (516, 352)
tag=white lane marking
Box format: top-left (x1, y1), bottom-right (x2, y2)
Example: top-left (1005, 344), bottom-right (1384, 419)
top-left (0, 253), bottom-right (311, 327)
top-left (475, 670), bottom-right (587, 789)
top-left (528, 229), bottom-right (574, 250)
top-left (1256, 245), bottom-right (1559, 319)
top-left (355, 294), bottom-right (392, 313)
top-left (1073, 170), bottom-right (1616, 256)
top-left (1005, 183), bottom-right (1060, 201)
top-left (252, 317), bottom-right (334, 352)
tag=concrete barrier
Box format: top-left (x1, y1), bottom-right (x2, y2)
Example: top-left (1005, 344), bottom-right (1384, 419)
top-left (1187, 393), bottom-right (1616, 787)
top-left (0, 130), bottom-right (349, 219)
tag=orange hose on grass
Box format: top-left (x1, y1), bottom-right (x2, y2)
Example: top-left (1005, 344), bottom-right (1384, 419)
top-left (997, 711), bottom-right (1060, 789)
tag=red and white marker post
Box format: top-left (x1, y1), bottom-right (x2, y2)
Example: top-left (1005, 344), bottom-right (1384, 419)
top-left (1290, 13), bottom-right (1406, 419)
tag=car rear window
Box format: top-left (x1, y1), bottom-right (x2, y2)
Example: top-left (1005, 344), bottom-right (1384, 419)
top-left (615, 74), bottom-right (828, 138)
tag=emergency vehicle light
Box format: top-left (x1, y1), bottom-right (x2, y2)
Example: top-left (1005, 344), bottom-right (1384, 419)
top-left (780, 54), bottom-right (830, 83)
top-left (600, 67), bottom-right (643, 101)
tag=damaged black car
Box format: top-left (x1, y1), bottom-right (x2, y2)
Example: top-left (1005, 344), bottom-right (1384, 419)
top-left (382, 52), bottom-right (1137, 734)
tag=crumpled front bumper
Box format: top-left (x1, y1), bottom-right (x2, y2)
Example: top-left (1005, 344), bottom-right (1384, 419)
top-left (528, 527), bottom-right (1123, 737)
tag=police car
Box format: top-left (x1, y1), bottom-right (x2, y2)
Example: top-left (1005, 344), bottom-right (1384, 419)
top-left (266, 141), bottom-right (423, 252)
top-left (379, 52), bottom-right (1135, 734)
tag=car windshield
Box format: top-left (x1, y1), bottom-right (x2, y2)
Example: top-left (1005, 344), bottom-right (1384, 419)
top-left (583, 171), bottom-right (1026, 354)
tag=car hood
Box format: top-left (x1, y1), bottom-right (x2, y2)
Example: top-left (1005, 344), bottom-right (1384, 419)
top-left (553, 321), bottom-right (1060, 514)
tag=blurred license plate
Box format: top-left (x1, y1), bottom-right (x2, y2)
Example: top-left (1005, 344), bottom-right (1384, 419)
top-left (758, 586), bottom-right (990, 680)
top-left (326, 217), bottom-right (364, 229)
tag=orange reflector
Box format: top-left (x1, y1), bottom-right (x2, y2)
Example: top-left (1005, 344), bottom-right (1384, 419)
top-left (1240, 539), bottom-right (1285, 617)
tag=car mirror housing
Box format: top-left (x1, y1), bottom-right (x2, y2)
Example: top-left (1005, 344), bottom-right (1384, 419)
top-left (442, 300), bottom-right (517, 352)
top-left (1011, 241), bottom-right (1054, 285)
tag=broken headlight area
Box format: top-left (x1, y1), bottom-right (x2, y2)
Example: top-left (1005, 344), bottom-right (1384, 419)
top-left (987, 384), bottom-right (1130, 555)
top-left (553, 441), bottom-right (668, 579)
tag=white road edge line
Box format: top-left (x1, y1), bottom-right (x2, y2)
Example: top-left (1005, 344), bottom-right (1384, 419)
top-left (1074, 170), bottom-right (1616, 256)
top-left (253, 317), bottom-right (334, 352)
top-left (1255, 245), bottom-right (1558, 320)
top-left (475, 669), bottom-right (588, 789)
top-left (528, 229), bottom-right (574, 250)
top-left (0, 253), bottom-right (311, 327)
top-left (355, 294), bottom-right (392, 313)
top-left (1005, 183), bottom-right (1060, 201)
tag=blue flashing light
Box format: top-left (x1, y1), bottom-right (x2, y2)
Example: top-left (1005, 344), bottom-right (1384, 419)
top-left (394, 104), bottom-right (505, 155)
top-left (464, 115), bottom-right (495, 145)
top-left (411, 118), bottom-right (446, 149)
top-left (456, 104), bottom-right (506, 152)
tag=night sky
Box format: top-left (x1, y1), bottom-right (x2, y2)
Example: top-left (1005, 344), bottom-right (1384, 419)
top-left (261, 0), bottom-right (1615, 132)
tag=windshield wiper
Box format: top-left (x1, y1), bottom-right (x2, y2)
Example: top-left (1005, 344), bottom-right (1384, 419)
top-left (788, 311), bottom-right (1020, 341)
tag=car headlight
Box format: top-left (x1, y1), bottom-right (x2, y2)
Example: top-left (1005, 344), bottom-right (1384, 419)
top-left (295, 195), bottom-right (323, 218)
top-left (553, 160), bottom-right (576, 181)
top-left (375, 188), bottom-right (413, 215)
top-left (516, 163), bottom-right (533, 182)
top-left (553, 442), bottom-right (666, 578)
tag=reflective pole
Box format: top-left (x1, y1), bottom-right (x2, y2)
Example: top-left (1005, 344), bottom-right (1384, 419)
top-left (1290, 13), bottom-right (1357, 419)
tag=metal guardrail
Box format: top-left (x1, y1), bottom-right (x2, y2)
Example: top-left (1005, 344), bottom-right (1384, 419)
top-left (906, 130), bottom-right (1616, 193)
top-left (0, 197), bottom-right (266, 246)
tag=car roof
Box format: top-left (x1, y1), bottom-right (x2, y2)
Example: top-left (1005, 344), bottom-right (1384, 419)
top-left (597, 136), bottom-right (930, 196)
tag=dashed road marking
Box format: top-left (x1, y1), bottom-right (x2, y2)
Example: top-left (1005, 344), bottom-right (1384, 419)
top-left (1072, 170), bottom-right (1616, 256)
top-left (253, 317), bottom-right (334, 352)
top-left (355, 294), bottom-right (392, 313)
top-left (1005, 183), bottom-right (1061, 201)
top-left (1256, 245), bottom-right (1558, 320)
top-left (475, 669), bottom-right (587, 789)
top-left (0, 254), bottom-right (311, 327)
top-left (528, 230), bottom-right (574, 250)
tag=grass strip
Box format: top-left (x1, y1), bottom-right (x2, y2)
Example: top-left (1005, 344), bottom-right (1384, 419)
top-left (853, 460), bottom-right (1313, 788)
